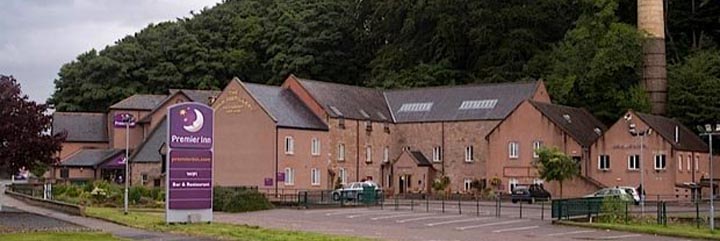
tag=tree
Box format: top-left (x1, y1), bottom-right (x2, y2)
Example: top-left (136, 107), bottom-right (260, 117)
top-left (533, 147), bottom-right (579, 198)
top-left (0, 75), bottom-right (65, 177)
top-left (667, 48), bottom-right (720, 130)
top-left (530, 0), bottom-right (649, 124)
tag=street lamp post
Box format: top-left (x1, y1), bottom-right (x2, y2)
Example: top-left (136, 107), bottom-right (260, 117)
top-left (699, 124), bottom-right (720, 230)
top-left (121, 113), bottom-right (135, 215)
top-left (626, 114), bottom-right (651, 215)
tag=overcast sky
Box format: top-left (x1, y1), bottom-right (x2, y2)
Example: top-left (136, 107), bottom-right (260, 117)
top-left (0, 0), bottom-right (222, 104)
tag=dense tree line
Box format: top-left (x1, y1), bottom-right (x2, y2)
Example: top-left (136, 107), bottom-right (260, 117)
top-left (50, 0), bottom-right (720, 127)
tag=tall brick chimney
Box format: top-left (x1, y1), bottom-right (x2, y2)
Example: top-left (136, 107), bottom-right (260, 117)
top-left (638, 0), bottom-right (667, 115)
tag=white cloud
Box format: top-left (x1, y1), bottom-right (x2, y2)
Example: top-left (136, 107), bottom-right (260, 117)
top-left (0, 0), bottom-right (222, 103)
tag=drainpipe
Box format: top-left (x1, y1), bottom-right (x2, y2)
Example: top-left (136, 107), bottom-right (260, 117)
top-left (441, 122), bottom-right (445, 175)
top-left (275, 126), bottom-right (278, 196)
top-left (356, 120), bottom-right (360, 182)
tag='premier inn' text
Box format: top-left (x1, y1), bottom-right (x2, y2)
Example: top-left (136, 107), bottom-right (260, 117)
top-left (171, 135), bottom-right (212, 145)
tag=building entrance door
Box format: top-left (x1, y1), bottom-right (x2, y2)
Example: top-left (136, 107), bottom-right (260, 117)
top-left (399, 175), bottom-right (411, 194)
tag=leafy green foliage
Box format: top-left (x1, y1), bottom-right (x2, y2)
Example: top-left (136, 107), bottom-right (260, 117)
top-left (599, 196), bottom-right (629, 223)
top-left (534, 147), bottom-right (579, 198)
top-left (52, 181), bottom-right (163, 207)
top-left (531, 0), bottom-right (649, 124)
top-left (213, 187), bottom-right (272, 213)
top-left (431, 175), bottom-right (451, 193)
top-left (668, 48), bottom-right (720, 131)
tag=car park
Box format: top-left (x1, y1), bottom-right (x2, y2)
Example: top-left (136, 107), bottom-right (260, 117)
top-left (510, 184), bottom-right (551, 203)
top-left (332, 181), bottom-right (380, 201)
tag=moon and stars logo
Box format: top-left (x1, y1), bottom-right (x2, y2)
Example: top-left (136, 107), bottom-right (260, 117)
top-left (179, 107), bottom-right (205, 133)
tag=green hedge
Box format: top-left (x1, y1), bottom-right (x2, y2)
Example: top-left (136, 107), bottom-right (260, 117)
top-left (51, 180), bottom-right (163, 208)
top-left (213, 187), bottom-right (272, 213)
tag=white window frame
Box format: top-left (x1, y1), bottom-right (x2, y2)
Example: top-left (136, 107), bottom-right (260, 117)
top-left (687, 154), bottom-right (692, 171)
top-left (311, 168), bottom-right (320, 186)
top-left (284, 136), bottom-right (294, 154)
top-left (654, 154), bottom-right (667, 170)
top-left (465, 145), bottom-right (474, 162)
top-left (598, 155), bottom-right (610, 170)
top-left (284, 168), bottom-right (294, 185)
top-left (338, 144), bottom-right (345, 161)
top-left (338, 168), bottom-right (347, 184)
top-left (432, 146), bottom-right (442, 162)
top-left (383, 147), bottom-right (389, 163)
top-left (366, 146), bottom-right (372, 163)
top-left (628, 154), bottom-right (639, 170)
top-left (464, 178), bottom-right (473, 191)
top-left (508, 142), bottom-right (519, 159)
top-left (533, 140), bottom-right (542, 158)
top-left (678, 156), bottom-right (682, 172)
top-left (311, 138), bottom-right (320, 156)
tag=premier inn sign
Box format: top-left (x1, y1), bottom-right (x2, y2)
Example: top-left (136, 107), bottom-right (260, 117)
top-left (166, 102), bottom-right (214, 223)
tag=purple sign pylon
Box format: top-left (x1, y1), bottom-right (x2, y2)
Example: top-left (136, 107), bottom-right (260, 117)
top-left (166, 102), bottom-right (214, 223)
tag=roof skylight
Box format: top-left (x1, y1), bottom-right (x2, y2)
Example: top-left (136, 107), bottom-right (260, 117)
top-left (458, 99), bottom-right (498, 110)
top-left (399, 102), bottom-right (433, 112)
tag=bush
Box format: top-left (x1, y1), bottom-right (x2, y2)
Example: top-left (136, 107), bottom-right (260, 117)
top-left (213, 187), bottom-right (272, 213)
top-left (600, 197), bottom-right (629, 223)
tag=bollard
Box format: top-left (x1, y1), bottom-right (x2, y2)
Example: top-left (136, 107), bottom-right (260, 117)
top-left (442, 197), bottom-right (445, 213)
top-left (426, 197), bottom-right (429, 212)
top-left (519, 201), bottom-right (523, 219)
top-left (304, 191), bottom-right (309, 209)
top-left (458, 196), bottom-right (462, 215)
top-left (395, 196), bottom-right (399, 211)
top-left (476, 198), bottom-right (480, 216)
top-left (541, 202), bottom-right (545, 220)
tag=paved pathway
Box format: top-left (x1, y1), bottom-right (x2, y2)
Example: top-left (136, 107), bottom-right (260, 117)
top-left (1, 188), bottom-right (214, 241)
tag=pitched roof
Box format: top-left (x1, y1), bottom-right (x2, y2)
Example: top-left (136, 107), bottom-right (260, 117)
top-left (409, 151), bottom-right (433, 167)
top-left (129, 117), bottom-right (166, 163)
top-left (530, 101), bottom-right (607, 147)
top-left (635, 112), bottom-right (708, 152)
top-left (245, 83), bottom-right (328, 130)
top-left (384, 82), bottom-right (538, 122)
top-left (109, 94), bottom-right (167, 110)
top-left (52, 112), bottom-right (108, 142)
top-left (296, 78), bottom-right (392, 122)
top-left (169, 89), bottom-right (222, 104)
top-left (59, 148), bottom-right (123, 167)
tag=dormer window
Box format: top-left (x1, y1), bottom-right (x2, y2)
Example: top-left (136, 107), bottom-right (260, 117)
top-left (338, 117), bottom-right (345, 129)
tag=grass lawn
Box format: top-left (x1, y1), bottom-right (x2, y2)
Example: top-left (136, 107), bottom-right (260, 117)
top-left (85, 207), bottom-right (374, 241)
top-left (0, 231), bottom-right (125, 241)
top-left (557, 221), bottom-right (720, 240)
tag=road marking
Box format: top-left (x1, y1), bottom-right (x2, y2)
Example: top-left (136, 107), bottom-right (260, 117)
top-left (396, 215), bottom-right (459, 223)
top-left (371, 212), bottom-right (432, 220)
top-left (492, 225), bottom-right (539, 233)
top-left (426, 217), bottom-right (492, 227)
top-left (596, 234), bottom-right (642, 240)
top-left (455, 219), bottom-right (529, 231)
top-left (546, 230), bottom-right (596, 236)
top-left (325, 209), bottom-right (381, 216)
top-left (348, 211), bottom-right (409, 218)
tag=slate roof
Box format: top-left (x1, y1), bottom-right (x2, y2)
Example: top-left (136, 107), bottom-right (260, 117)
top-left (409, 151), bottom-right (433, 167)
top-left (109, 94), bottom-right (167, 110)
top-left (52, 112), bottom-right (108, 142)
top-left (129, 117), bottom-right (166, 163)
top-left (635, 112), bottom-right (708, 152)
top-left (385, 82), bottom-right (538, 123)
top-left (530, 101), bottom-right (607, 147)
top-left (245, 83), bottom-right (328, 130)
top-left (169, 89), bottom-right (222, 104)
top-left (296, 78), bottom-right (392, 122)
top-left (59, 148), bottom-right (123, 167)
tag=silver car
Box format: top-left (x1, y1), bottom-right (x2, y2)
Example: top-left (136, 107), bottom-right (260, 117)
top-left (585, 187), bottom-right (636, 203)
top-left (331, 181), bottom-right (379, 201)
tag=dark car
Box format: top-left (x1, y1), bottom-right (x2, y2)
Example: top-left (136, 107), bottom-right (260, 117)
top-left (511, 184), bottom-right (551, 204)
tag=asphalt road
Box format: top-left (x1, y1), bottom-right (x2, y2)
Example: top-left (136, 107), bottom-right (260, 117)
top-left (216, 206), bottom-right (698, 241)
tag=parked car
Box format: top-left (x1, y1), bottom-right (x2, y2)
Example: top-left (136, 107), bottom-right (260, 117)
top-left (617, 186), bottom-right (641, 204)
top-left (332, 181), bottom-right (380, 201)
top-left (511, 184), bottom-right (551, 204)
top-left (585, 187), bottom-right (635, 203)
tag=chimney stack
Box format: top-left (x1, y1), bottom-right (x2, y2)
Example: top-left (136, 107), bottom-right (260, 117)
top-left (638, 0), bottom-right (667, 115)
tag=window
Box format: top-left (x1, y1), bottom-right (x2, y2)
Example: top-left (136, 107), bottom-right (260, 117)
top-left (678, 156), bottom-right (683, 172)
top-left (141, 173), bottom-right (148, 185)
top-left (338, 144), bottom-right (345, 161)
top-left (459, 99), bottom-right (498, 110)
top-left (311, 168), bottom-right (320, 186)
top-left (687, 154), bottom-right (692, 171)
top-left (338, 168), bottom-right (347, 184)
top-left (464, 179), bottom-right (473, 191)
top-left (509, 178), bottom-right (519, 192)
top-left (598, 155), bottom-right (610, 170)
top-left (508, 142), bottom-right (519, 159)
top-left (432, 146), bottom-right (442, 162)
top-left (153, 179), bottom-right (161, 187)
top-left (695, 155), bottom-right (700, 172)
top-left (465, 145), bottom-right (474, 162)
top-left (366, 146), bottom-right (372, 163)
top-left (654, 154), bottom-right (667, 170)
top-left (533, 141), bottom-right (542, 158)
top-left (60, 168), bottom-right (69, 178)
top-left (628, 154), bottom-right (639, 170)
top-left (365, 120), bottom-right (373, 131)
top-left (311, 138), bottom-right (320, 156)
top-left (383, 147), bottom-right (389, 163)
top-left (399, 102), bottom-right (433, 112)
top-left (284, 168), bottom-right (295, 185)
top-left (284, 136), bottom-right (294, 154)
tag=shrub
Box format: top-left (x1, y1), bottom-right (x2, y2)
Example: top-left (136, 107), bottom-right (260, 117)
top-left (599, 197), bottom-right (628, 223)
top-left (213, 187), bottom-right (272, 213)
